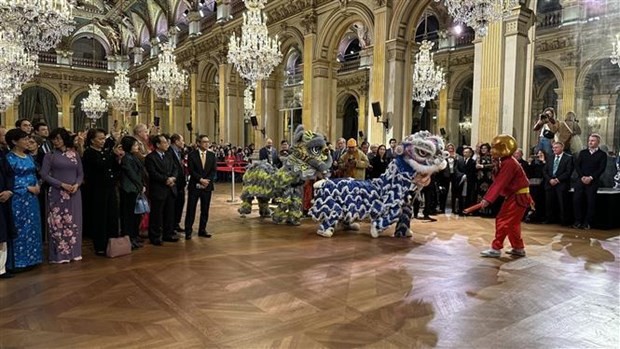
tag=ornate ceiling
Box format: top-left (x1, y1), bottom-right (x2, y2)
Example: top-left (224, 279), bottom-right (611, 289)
top-left (67, 0), bottom-right (218, 55)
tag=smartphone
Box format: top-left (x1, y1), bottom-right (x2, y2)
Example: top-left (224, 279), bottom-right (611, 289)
top-left (154, 116), bottom-right (160, 127)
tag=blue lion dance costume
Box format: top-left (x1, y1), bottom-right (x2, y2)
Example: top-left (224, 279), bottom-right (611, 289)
top-left (310, 131), bottom-right (447, 238)
top-left (238, 125), bottom-right (332, 225)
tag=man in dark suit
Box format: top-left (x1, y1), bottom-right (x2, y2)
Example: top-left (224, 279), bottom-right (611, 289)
top-left (259, 138), bottom-right (281, 167)
top-left (145, 135), bottom-right (179, 245)
top-left (168, 134), bottom-right (187, 233)
top-left (572, 134), bottom-right (608, 230)
top-left (184, 135), bottom-right (217, 240)
top-left (456, 146), bottom-right (477, 212)
top-left (543, 142), bottom-right (573, 225)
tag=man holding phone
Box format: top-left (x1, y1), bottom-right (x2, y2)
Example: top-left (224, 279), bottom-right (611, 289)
top-left (337, 138), bottom-right (369, 180)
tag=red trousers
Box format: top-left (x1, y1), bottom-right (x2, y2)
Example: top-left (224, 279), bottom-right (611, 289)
top-left (302, 180), bottom-right (314, 212)
top-left (491, 195), bottom-right (528, 250)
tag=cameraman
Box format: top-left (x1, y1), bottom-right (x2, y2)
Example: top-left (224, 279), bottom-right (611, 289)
top-left (532, 107), bottom-right (558, 158)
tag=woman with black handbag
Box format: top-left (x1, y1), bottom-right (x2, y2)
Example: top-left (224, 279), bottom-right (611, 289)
top-left (119, 136), bottom-right (146, 249)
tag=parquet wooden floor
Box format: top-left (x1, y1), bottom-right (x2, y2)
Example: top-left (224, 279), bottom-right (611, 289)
top-left (1, 184), bottom-right (619, 349)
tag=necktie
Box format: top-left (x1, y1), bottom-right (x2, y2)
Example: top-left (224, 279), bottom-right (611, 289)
top-left (200, 151), bottom-right (206, 167)
top-left (553, 155), bottom-right (560, 176)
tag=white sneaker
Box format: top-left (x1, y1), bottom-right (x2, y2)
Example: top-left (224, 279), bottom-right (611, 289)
top-left (505, 249), bottom-right (526, 257)
top-left (480, 249), bottom-right (501, 258)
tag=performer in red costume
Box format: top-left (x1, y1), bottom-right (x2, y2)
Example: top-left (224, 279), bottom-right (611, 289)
top-left (479, 134), bottom-right (533, 258)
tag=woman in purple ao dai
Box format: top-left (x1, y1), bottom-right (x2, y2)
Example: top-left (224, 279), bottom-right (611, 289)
top-left (40, 128), bottom-right (84, 263)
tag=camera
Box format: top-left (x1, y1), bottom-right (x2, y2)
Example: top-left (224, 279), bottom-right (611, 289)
top-left (539, 113), bottom-right (548, 120)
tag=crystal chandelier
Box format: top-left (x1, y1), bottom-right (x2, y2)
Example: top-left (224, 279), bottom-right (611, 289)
top-left (107, 69), bottom-right (137, 113)
top-left (81, 83), bottom-right (108, 121)
top-left (0, 81), bottom-right (22, 112)
top-left (228, 0), bottom-right (282, 88)
top-left (0, 0), bottom-right (75, 53)
top-left (147, 42), bottom-right (188, 104)
top-left (611, 34), bottom-right (620, 67)
top-left (435, 0), bottom-right (519, 37)
top-left (0, 30), bottom-right (39, 111)
top-left (412, 40), bottom-right (445, 108)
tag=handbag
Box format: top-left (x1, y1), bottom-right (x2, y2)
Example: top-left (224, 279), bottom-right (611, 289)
top-left (543, 129), bottom-right (555, 139)
top-left (106, 236), bottom-right (131, 258)
top-left (134, 192), bottom-right (150, 214)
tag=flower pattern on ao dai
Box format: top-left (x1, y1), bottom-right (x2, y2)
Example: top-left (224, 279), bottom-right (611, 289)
top-left (6, 152), bottom-right (43, 268)
top-left (41, 149), bottom-right (83, 262)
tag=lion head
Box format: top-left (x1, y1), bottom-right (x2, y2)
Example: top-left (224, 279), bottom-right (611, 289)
top-left (286, 125), bottom-right (333, 180)
top-left (395, 130), bottom-right (447, 174)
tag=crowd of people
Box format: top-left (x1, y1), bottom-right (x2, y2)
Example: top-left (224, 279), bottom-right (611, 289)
top-left (0, 111), bottom-right (618, 278)
top-left (0, 120), bottom-right (218, 279)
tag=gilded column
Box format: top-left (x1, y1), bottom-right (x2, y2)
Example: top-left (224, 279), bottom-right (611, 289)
top-left (188, 61), bottom-right (198, 142)
top-left (369, 1), bottom-right (392, 144)
top-left (471, 22), bottom-right (504, 145)
top-left (437, 85), bottom-right (448, 137)
top-left (311, 59), bottom-right (332, 135)
top-left (561, 63), bottom-right (577, 115)
top-left (218, 63), bottom-right (228, 143)
top-left (384, 39), bottom-right (407, 141)
top-left (301, 12), bottom-right (317, 130)
top-left (358, 82), bottom-right (368, 141)
top-left (4, 105), bottom-right (16, 128)
top-left (150, 90), bottom-right (155, 127)
top-left (447, 99), bottom-right (461, 144)
top-left (167, 98), bottom-right (174, 133)
top-left (263, 79), bottom-right (278, 142)
top-left (255, 80), bottom-right (264, 145)
top-left (60, 83), bottom-right (72, 129)
top-left (501, 6), bottom-right (534, 144)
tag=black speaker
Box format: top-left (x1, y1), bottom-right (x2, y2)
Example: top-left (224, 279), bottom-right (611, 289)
top-left (358, 131), bottom-right (364, 138)
top-left (371, 102), bottom-right (382, 117)
top-left (440, 128), bottom-right (446, 136)
top-left (153, 116), bottom-right (160, 127)
top-left (130, 111), bottom-right (139, 116)
top-left (186, 122), bottom-right (193, 132)
top-left (250, 116), bottom-right (259, 127)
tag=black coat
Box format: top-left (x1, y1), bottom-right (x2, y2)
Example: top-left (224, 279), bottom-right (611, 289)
top-left (0, 151), bottom-right (16, 243)
top-left (167, 146), bottom-right (187, 188)
top-left (120, 154), bottom-right (145, 194)
top-left (187, 149), bottom-right (216, 191)
top-left (456, 157), bottom-right (477, 188)
top-left (145, 150), bottom-right (178, 200)
top-left (543, 153), bottom-right (574, 190)
top-left (259, 146), bottom-right (281, 167)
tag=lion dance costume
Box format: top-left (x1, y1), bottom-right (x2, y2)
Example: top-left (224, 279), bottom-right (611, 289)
top-left (479, 134), bottom-right (533, 258)
top-left (238, 125), bottom-right (332, 225)
top-left (310, 131), bottom-right (447, 238)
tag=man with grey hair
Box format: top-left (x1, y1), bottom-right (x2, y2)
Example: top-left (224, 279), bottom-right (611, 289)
top-left (572, 134), bottom-right (607, 230)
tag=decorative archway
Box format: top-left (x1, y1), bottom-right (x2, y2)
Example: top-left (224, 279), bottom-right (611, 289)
top-left (338, 94), bottom-right (359, 141)
top-left (18, 86), bottom-right (60, 129)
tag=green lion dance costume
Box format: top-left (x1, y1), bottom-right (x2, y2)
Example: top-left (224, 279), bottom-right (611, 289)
top-left (238, 125), bottom-right (333, 225)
